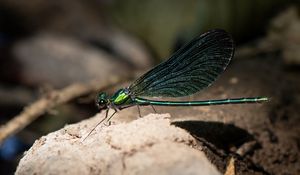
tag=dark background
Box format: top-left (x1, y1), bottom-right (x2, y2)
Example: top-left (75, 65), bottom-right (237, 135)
top-left (0, 1), bottom-right (299, 174)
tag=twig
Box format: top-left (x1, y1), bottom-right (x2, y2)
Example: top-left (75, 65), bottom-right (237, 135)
top-left (0, 76), bottom-right (123, 145)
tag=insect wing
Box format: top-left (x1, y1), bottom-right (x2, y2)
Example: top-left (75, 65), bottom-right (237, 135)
top-left (129, 29), bottom-right (234, 97)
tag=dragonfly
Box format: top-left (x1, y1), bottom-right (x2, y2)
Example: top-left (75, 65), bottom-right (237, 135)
top-left (84, 29), bottom-right (268, 139)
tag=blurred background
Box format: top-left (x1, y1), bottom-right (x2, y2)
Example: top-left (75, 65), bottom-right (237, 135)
top-left (0, 0), bottom-right (300, 174)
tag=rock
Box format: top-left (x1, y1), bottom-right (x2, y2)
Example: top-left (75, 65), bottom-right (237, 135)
top-left (15, 113), bottom-right (221, 175)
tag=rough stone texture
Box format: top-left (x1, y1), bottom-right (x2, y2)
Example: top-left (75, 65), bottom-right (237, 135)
top-left (15, 114), bottom-right (221, 175)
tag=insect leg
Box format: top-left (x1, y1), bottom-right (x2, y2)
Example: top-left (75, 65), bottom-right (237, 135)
top-left (150, 105), bottom-right (157, 113)
top-left (104, 109), bottom-right (117, 126)
top-left (82, 108), bottom-right (109, 141)
top-left (107, 110), bottom-right (117, 125)
top-left (137, 104), bottom-right (142, 118)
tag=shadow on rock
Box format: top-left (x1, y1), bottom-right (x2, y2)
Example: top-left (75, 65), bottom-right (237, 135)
top-left (172, 120), bottom-right (254, 152)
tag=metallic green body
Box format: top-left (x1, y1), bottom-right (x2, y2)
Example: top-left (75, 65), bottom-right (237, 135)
top-left (134, 97), bottom-right (268, 106)
top-left (110, 89), bottom-right (131, 105)
top-left (105, 88), bottom-right (268, 108)
top-left (96, 89), bottom-right (133, 109)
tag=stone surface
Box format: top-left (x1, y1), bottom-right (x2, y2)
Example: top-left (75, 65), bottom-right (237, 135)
top-left (16, 113), bottom-right (221, 175)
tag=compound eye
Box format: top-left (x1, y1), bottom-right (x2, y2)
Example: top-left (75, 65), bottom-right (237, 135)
top-left (96, 99), bottom-right (107, 109)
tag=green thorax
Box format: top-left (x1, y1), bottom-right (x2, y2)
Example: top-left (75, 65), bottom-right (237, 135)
top-left (110, 88), bottom-right (132, 106)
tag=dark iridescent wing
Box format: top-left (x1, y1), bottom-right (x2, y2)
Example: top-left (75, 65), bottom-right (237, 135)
top-left (129, 29), bottom-right (234, 97)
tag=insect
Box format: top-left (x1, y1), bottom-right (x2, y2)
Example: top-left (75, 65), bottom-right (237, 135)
top-left (84, 29), bottom-right (268, 139)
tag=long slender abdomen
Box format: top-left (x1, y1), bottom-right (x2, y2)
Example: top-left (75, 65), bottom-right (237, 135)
top-left (134, 97), bottom-right (268, 106)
